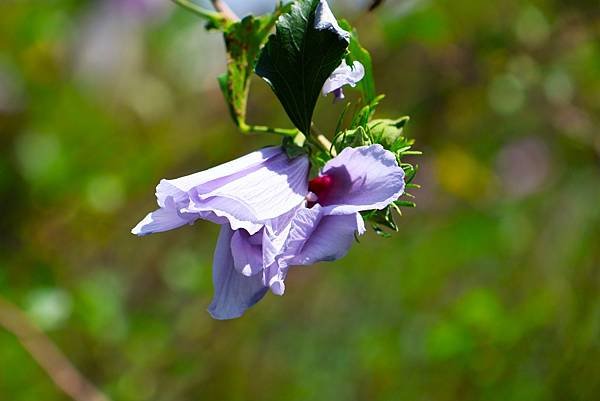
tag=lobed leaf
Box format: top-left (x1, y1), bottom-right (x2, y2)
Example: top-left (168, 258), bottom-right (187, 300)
top-left (255, 0), bottom-right (350, 135)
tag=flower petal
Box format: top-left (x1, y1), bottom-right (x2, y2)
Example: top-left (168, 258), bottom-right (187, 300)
top-left (133, 147), bottom-right (309, 236)
top-left (186, 152), bottom-right (309, 233)
top-left (131, 195), bottom-right (229, 236)
top-left (261, 205), bottom-right (300, 268)
top-left (318, 144), bottom-right (405, 214)
top-left (263, 262), bottom-right (287, 296)
top-left (283, 206), bottom-right (365, 267)
top-left (131, 194), bottom-right (204, 236)
top-left (156, 146), bottom-right (282, 207)
top-left (208, 226), bottom-right (268, 320)
top-left (131, 208), bottom-right (192, 236)
top-left (230, 229), bottom-right (263, 277)
top-left (322, 60), bottom-right (365, 95)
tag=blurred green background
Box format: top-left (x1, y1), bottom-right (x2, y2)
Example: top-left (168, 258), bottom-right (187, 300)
top-left (1, 0), bottom-right (599, 400)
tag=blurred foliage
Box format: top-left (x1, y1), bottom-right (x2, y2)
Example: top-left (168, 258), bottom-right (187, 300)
top-left (0, 0), bottom-right (599, 400)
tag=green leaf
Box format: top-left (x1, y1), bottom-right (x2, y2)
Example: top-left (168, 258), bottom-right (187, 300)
top-left (339, 19), bottom-right (376, 104)
top-left (368, 116), bottom-right (410, 148)
top-left (395, 200), bottom-right (417, 208)
top-left (255, 0), bottom-right (350, 135)
top-left (364, 206), bottom-right (398, 232)
top-left (349, 94), bottom-right (384, 129)
top-left (403, 164), bottom-right (418, 184)
top-left (219, 11), bottom-right (283, 127)
top-left (282, 133), bottom-right (307, 159)
top-left (371, 225), bottom-right (392, 238)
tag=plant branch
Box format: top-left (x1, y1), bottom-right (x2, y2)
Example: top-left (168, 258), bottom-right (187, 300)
top-left (171, 0), bottom-right (224, 20)
top-left (240, 123), bottom-right (299, 137)
top-left (368, 0), bottom-right (385, 12)
top-left (0, 296), bottom-right (112, 401)
top-left (210, 0), bottom-right (240, 21)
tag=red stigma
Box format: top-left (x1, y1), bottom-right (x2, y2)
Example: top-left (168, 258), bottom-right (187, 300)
top-left (308, 174), bottom-right (334, 203)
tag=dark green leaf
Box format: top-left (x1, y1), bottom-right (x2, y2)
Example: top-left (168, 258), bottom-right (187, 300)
top-left (255, 0), bottom-right (350, 135)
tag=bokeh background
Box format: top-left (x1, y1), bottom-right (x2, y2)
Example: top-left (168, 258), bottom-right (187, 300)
top-left (1, 0), bottom-right (599, 400)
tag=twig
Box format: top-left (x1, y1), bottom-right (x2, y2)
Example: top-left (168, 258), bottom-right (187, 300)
top-left (0, 296), bottom-right (112, 401)
top-left (171, 0), bottom-right (224, 21)
top-left (310, 124), bottom-right (337, 156)
top-left (368, 0), bottom-right (385, 12)
top-left (210, 0), bottom-right (239, 21)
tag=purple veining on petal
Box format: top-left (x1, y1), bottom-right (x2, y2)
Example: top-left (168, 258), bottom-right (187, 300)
top-left (231, 229), bottom-right (263, 277)
top-left (280, 205), bottom-right (365, 268)
top-left (131, 146), bottom-right (310, 236)
top-left (264, 145), bottom-right (403, 293)
top-left (315, 145), bottom-right (405, 215)
top-left (185, 151), bottom-right (309, 233)
top-left (208, 226), bottom-right (268, 320)
top-left (263, 262), bottom-right (286, 296)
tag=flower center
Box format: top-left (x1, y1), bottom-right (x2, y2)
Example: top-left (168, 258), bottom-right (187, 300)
top-left (308, 174), bottom-right (334, 206)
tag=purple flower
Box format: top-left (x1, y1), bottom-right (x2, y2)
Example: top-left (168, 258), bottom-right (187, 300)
top-left (322, 60), bottom-right (365, 102)
top-left (208, 208), bottom-right (296, 319)
top-left (208, 226), bottom-right (269, 320)
top-left (308, 145), bottom-right (405, 214)
top-left (133, 145), bottom-right (404, 320)
top-left (132, 146), bottom-right (310, 320)
top-left (132, 146), bottom-right (309, 236)
top-left (210, 145), bottom-right (405, 319)
top-left (277, 144), bottom-right (405, 275)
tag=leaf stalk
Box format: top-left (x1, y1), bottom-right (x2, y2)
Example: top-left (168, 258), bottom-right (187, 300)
top-left (239, 123), bottom-right (299, 137)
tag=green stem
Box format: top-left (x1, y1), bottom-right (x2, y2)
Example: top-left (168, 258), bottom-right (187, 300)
top-left (171, 0), bottom-right (227, 24)
top-left (316, 134), bottom-right (334, 154)
top-left (310, 125), bottom-right (337, 156)
top-left (239, 123), bottom-right (299, 137)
